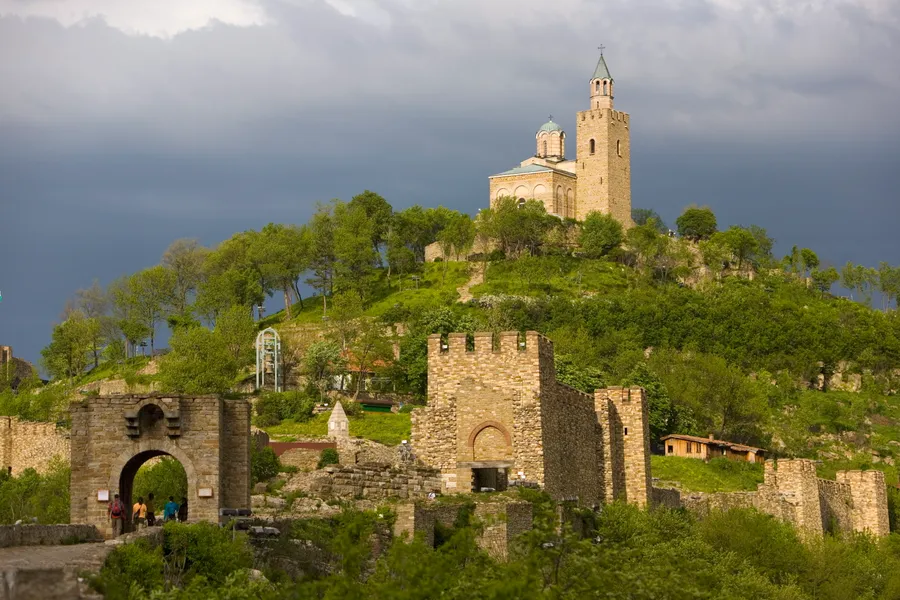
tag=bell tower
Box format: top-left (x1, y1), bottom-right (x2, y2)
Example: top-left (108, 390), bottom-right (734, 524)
top-left (575, 50), bottom-right (632, 227)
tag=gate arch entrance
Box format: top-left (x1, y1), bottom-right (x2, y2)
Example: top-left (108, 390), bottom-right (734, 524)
top-left (70, 394), bottom-right (251, 538)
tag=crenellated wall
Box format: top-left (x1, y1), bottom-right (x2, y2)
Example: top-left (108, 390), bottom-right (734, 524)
top-left (411, 331), bottom-right (650, 507)
top-left (652, 459), bottom-right (890, 538)
top-left (0, 416), bottom-right (70, 475)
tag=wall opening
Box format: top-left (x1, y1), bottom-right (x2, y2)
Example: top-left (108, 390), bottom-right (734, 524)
top-left (617, 140), bottom-right (621, 156)
top-left (589, 139), bottom-right (595, 154)
top-left (120, 451), bottom-right (188, 533)
top-left (472, 468), bottom-right (508, 493)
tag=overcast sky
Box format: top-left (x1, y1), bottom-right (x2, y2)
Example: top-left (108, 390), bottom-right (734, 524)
top-left (1, 0), bottom-right (898, 368)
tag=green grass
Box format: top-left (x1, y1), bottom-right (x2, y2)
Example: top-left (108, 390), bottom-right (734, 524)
top-left (471, 256), bottom-right (629, 297)
top-left (264, 412), bottom-right (412, 446)
top-left (74, 356), bottom-right (153, 386)
top-left (651, 455), bottom-right (764, 493)
top-left (260, 262), bottom-right (471, 328)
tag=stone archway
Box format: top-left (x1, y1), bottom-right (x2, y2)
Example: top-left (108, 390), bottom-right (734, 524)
top-left (70, 394), bottom-right (251, 538)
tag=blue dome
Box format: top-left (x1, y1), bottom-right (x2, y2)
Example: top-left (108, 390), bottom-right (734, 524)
top-left (538, 119), bottom-right (563, 133)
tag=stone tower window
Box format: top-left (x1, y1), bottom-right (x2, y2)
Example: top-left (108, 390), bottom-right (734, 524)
top-left (595, 80), bottom-right (600, 93)
top-left (617, 140), bottom-right (621, 156)
top-left (542, 140), bottom-right (547, 156)
top-left (603, 80), bottom-right (608, 95)
top-left (589, 139), bottom-right (595, 155)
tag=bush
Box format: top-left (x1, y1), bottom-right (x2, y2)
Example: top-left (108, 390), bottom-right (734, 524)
top-left (0, 457), bottom-right (70, 524)
top-left (162, 521), bottom-right (253, 588)
top-left (133, 457), bottom-right (187, 508)
top-left (255, 391), bottom-right (317, 427)
top-left (339, 398), bottom-right (363, 418)
top-left (94, 538), bottom-right (165, 598)
top-left (317, 448), bottom-right (340, 469)
top-left (251, 445), bottom-right (281, 484)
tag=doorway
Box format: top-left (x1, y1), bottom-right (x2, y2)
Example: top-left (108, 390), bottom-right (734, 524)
top-left (472, 468), bottom-right (508, 493)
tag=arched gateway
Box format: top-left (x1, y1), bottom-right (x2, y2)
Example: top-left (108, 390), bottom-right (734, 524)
top-left (70, 394), bottom-right (251, 538)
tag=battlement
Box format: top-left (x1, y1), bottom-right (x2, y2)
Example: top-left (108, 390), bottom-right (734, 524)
top-left (427, 331), bottom-right (552, 359)
top-left (576, 108), bottom-right (630, 125)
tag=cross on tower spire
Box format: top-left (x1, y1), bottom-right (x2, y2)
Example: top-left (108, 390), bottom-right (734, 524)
top-left (598, 44), bottom-right (605, 56)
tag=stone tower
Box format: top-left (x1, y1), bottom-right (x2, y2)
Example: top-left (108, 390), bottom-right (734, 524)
top-left (536, 119), bottom-right (565, 161)
top-left (575, 52), bottom-right (632, 226)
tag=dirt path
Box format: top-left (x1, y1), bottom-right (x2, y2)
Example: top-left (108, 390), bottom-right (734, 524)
top-left (456, 267), bottom-right (484, 303)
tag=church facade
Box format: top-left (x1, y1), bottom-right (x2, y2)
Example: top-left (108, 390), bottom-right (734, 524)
top-left (488, 53), bottom-right (633, 227)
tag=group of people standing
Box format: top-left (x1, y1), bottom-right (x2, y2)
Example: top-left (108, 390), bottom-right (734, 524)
top-left (107, 492), bottom-right (188, 537)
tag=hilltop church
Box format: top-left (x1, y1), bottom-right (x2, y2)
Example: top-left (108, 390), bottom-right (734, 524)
top-left (488, 52), bottom-right (633, 228)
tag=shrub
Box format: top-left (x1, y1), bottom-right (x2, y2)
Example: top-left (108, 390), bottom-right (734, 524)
top-left (94, 538), bottom-right (165, 598)
top-left (162, 521), bottom-right (253, 587)
top-left (339, 398), bottom-right (363, 418)
top-left (255, 391), bottom-right (317, 427)
top-left (251, 445), bottom-right (281, 484)
top-left (317, 448), bottom-right (340, 469)
top-left (133, 456), bottom-right (187, 507)
top-left (0, 458), bottom-right (70, 524)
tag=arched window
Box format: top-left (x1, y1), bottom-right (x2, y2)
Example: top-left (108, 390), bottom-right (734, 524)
top-left (595, 81), bottom-right (600, 93)
top-left (603, 80), bottom-right (608, 95)
top-left (542, 141), bottom-right (547, 156)
top-left (589, 139), bottom-right (595, 155)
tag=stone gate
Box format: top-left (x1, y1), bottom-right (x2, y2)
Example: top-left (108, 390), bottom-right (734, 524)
top-left (70, 394), bottom-right (251, 538)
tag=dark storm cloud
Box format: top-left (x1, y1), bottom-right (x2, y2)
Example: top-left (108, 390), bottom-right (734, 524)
top-left (0, 0), bottom-right (898, 367)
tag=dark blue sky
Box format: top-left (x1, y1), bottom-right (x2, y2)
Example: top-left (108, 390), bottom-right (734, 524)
top-left (1, 0), bottom-right (899, 368)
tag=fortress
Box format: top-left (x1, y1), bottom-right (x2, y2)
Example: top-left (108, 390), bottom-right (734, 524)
top-left (487, 52), bottom-right (632, 227)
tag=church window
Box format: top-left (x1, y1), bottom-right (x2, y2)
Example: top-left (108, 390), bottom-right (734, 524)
top-left (595, 80), bottom-right (600, 93)
top-left (603, 80), bottom-right (608, 95)
top-left (589, 139), bottom-right (595, 155)
top-left (542, 141), bottom-right (547, 156)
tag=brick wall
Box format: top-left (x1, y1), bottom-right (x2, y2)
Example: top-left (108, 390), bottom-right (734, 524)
top-left (0, 524), bottom-right (101, 548)
top-left (311, 463), bottom-right (442, 501)
top-left (0, 416), bottom-right (70, 475)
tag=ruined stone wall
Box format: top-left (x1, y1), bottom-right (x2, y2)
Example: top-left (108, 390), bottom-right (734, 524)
top-left (836, 470), bottom-right (890, 537)
top-left (220, 399), bottom-right (251, 511)
top-left (817, 478), bottom-right (853, 535)
top-left (596, 387), bottom-right (651, 507)
top-left (311, 463), bottom-right (442, 500)
top-left (0, 416), bottom-right (70, 475)
top-left (0, 524), bottom-right (101, 548)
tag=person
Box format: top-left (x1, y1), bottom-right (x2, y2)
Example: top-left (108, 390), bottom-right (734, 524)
top-left (132, 496), bottom-right (147, 530)
top-left (108, 493), bottom-right (125, 538)
top-left (178, 496), bottom-right (188, 522)
top-left (163, 496), bottom-right (179, 522)
top-left (146, 493), bottom-right (156, 527)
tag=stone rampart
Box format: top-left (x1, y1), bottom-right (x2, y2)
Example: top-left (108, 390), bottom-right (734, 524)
top-left (0, 416), bottom-right (70, 475)
top-left (0, 524), bottom-right (101, 548)
top-left (651, 459), bottom-right (890, 538)
top-left (310, 463), bottom-right (441, 500)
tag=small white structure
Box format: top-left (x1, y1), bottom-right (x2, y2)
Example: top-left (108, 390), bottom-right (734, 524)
top-left (328, 401), bottom-right (350, 440)
top-left (255, 328), bottom-right (282, 392)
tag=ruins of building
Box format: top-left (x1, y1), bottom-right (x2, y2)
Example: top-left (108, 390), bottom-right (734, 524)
top-left (410, 331), bottom-right (651, 507)
top-left (0, 416), bottom-right (70, 476)
top-left (653, 458), bottom-right (890, 538)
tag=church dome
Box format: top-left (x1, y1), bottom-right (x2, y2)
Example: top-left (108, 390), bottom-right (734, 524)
top-left (538, 119), bottom-right (563, 134)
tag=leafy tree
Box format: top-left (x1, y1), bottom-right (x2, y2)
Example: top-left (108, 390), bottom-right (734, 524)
top-left (250, 445), bottom-right (280, 484)
top-left (133, 456), bottom-right (187, 508)
top-left (632, 208), bottom-right (668, 232)
top-left (250, 223), bottom-right (310, 318)
top-left (333, 202), bottom-right (379, 301)
top-left (158, 326), bottom-right (237, 394)
top-left (41, 310), bottom-right (96, 381)
top-left (811, 267), bottom-right (840, 294)
top-left (878, 262), bottom-right (900, 311)
top-left (800, 248), bottom-right (819, 276)
top-left (304, 341), bottom-right (346, 401)
top-left (196, 233), bottom-right (266, 322)
top-left (625, 219), bottom-right (666, 277)
top-left (349, 190), bottom-right (393, 253)
top-left (385, 230), bottom-right (418, 288)
top-left (747, 225), bottom-right (775, 266)
top-left (214, 305), bottom-right (256, 365)
top-left (717, 226), bottom-right (760, 270)
top-left (74, 280), bottom-right (110, 369)
top-left (0, 458), bottom-right (70, 524)
top-left (783, 245), bottom-right (802, 275)
top-left (625, 362), bottom-right (696, 441)
top-left (305, 204), bottom-right (337, 314)
top-left (841, 262), bottom-right (877, 305)
top-left (699, 235), bottom-right (730, 280)
top-left (675, 206), bottom-right (717, 241)
top-left (122, 266), bottom-right (177, 354)
top-left (348, 320), bottom-right (394, 398)
top-left (482, 196), bottom-right (553, 256)
top-left (579, 211), bottom-right (624, 258)
top-left (161, 239), bottom-right (209, 315)
top-left (436, 212), bottom-right (475, 280)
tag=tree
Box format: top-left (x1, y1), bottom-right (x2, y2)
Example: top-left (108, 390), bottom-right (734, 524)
top-left (625, 219), bottom-right (665, 276)
top-left (841, 262), bottom-right (877, 305)
top-left (126, 266), bottom-right (176, 354)
top-left (632, 208), bottom-right (667, 232)
top-left (747, 225), bottom-right (775, 266)
top-left (675, 206), bottom-right (717, 241)
top-left (385, 230), bottom-right (418, 289)
top-left (195, 234), bottom-right (265, 322)
top-left (800, 248), bottom-right (819, 277)
top-left (485, 197), bottom-right (553, 256)
top-left (717, 226), bottom-right (760, 270)
top-left (783, 245), bottom-right (802, 275)
top-left (436, 213), bottom-right (475, 280)
top-left (348, 320), bottom-right (394, 398)
top-left (624, 362), bottom-right (696, 441)
top-left (579, 211), bottom-right (624, 258)
top-left (811, 267), bottom-right (839, 294)
top-left (699, 236), bottom-right (730, 280)
top-left (333, 202), bottom-right (379, 300)
top-left (349, 190), bottom-right (393, 254)
top-left (214, 305), bottom-right (257, 365)
top-left (75, 280), bottom-right (110, 368)
top-left (250, 223), bottom-right (310, 319)
top-left (162, 239), bottom-right (208, 315)
top-left (41, 311), bottom-right (96, 381)
top-left (878, 263), bottom-right (900, 311)
top-left (306, 204), bottom-right (337, 315)
top-left (158, 326), bottom-right (237, 394)
top-left (304, 341), bottom-right (346, 400)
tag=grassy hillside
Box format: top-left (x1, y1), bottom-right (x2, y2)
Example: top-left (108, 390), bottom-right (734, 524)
top-left (651, 456), bottom-right (764, 493)
top-left (266, 412), bottom-right (411, 446)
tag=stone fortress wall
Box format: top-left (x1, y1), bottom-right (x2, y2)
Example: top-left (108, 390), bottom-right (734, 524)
top-left (653, 458), bottom-right (889, 538)
top-left (0, 416), bottom-right (70, 475)
top-left (411, 331), bottom-right (651, 507)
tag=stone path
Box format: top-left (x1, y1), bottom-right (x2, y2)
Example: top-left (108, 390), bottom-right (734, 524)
top-left (456, 268), bottom-right (484, 303)
top-left (0, 542), bottom-right (111, 571)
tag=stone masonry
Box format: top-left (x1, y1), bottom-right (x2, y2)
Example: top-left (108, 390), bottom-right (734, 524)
top-left (411, 331), bottom-right (651, 507)
top-left (310, 463), bottom-right (441, 501)
top-left (653, 458), bottom-right (890, 538)
top-left (0, 416), bottom-right (70, 476)
top-left (69, 394), bottom-right (251, 538)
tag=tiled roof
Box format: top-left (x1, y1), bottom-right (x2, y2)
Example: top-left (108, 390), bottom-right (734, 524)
top-left (661, 433), bottom-right (765, 453)
top-left (489, 164), bottom-right (554, 177)
top-left (592, 54), bottom-right (613, 81)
